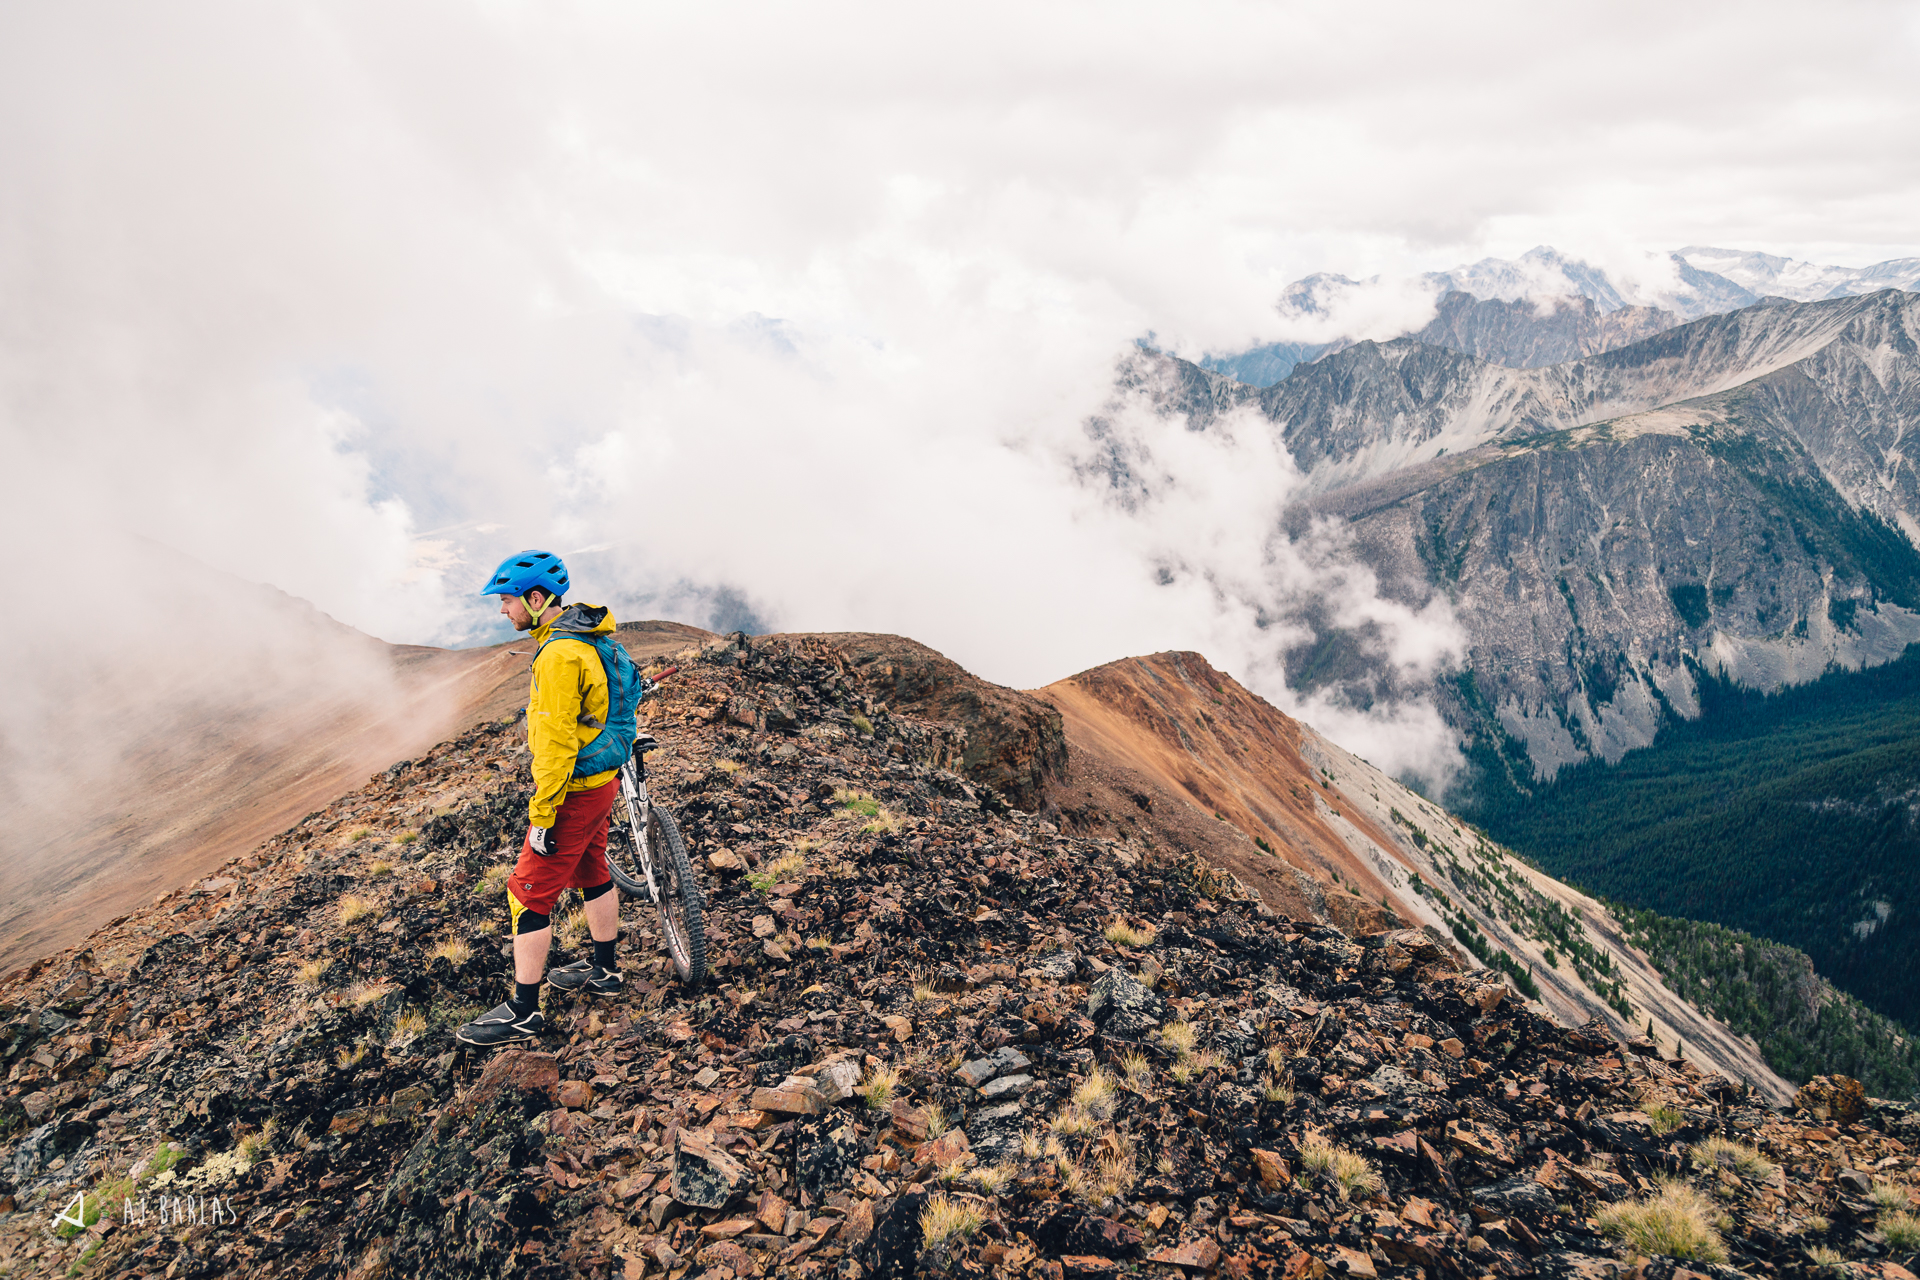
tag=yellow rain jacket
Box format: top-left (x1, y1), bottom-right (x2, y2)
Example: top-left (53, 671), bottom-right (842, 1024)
top-left (526, 603), bottom-right (621, 827)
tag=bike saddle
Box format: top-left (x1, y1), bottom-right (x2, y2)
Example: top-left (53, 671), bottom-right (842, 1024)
top-left (633, 733), bottom-right (659, 756)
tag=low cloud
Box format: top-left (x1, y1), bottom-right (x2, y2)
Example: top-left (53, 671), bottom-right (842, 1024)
top-left (4, 0), bottom-right (1917, 832)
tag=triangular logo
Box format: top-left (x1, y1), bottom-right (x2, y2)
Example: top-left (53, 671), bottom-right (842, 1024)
top-left (53, 1191), bottom-right (86, 1230)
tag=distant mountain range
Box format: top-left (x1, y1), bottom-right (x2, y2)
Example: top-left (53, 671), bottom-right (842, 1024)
top-left (1203, 245), bottom-right (1920, 385)
top-left (1147, 248), bottom-right (1920, 1033)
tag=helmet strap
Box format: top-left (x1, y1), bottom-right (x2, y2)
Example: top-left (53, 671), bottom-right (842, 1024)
top-left (521, 592), bottom-right (550, 626)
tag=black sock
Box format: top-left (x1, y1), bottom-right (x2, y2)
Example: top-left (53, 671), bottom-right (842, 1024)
top-left (593, 938), bottom-right (618, 973)
top-left (511, 982), bottom-right (541, 1016)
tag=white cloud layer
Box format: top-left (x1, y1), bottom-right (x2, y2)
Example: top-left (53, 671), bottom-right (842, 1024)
top-left (3, 0), bottom-right (1919, 790)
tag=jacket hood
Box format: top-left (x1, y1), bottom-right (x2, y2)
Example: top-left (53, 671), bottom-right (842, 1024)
top-left (542, 603), bottom-right (616, 637)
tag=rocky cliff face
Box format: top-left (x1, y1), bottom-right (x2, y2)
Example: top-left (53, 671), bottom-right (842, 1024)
top-left (1243, 290), bottom-right (1920, 778)
top-left (1410, 293), bottom-right (1680, 370)
top-left (1, 630), bottom-right (1859, 1280)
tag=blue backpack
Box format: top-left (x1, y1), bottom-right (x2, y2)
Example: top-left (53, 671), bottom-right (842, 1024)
top-left (537, 629), bottom-right (644, 778)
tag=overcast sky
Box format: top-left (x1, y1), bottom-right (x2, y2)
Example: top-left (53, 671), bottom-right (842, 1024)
top-left (4, 0), bottom-right (1918, 780)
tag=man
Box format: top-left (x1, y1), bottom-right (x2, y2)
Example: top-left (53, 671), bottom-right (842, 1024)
top-left (457, 550), bottom-right (631, 1048)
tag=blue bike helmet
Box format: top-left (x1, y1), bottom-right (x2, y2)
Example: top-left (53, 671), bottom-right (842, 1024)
top-left (479, 550), bottom-right (569, 600)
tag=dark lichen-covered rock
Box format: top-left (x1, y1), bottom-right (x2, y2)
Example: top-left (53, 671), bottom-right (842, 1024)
top-left (967, 1101), bottom-right (1025, 1160)
top-left (355, 1078), bottom-right (553, 1278)
top-left (1470, 1173), bottom-right (1557, 1221)
top-left (860, 1189), bottom-right (926, 1280)
top-left (1085, 966), bottom-right (1166, 1037)
top-left (1795, 1073), bottom-right (1867, 1123)
top-left (792, 1114), bottom-right (865, 1203)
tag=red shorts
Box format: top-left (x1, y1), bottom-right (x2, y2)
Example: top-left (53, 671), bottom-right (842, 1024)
top-left (508, 779), bottom-right (619, 919)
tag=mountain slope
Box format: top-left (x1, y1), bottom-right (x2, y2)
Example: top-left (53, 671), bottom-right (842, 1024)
top-left (6, 628), bottom-right (1889, 1280)
top-left (0, 618), bottom-right (713, 979)
top-left (1020, 650), bottom-right (1789, 1098)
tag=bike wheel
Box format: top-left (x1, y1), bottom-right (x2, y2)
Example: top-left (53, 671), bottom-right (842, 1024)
top-left (605, 768), bottom-right (651, 899)
top-left (648, 805), bottom-right (706, 987)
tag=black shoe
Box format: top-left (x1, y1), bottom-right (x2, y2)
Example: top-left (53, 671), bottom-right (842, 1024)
top-left (455, 1002), bottom-right (546, 1046)
top-left (547, 960), bottom-right (624, 994)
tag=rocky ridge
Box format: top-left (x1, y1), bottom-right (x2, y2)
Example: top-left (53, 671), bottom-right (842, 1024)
top-left (1, 632), bottom-right (1915, 1279)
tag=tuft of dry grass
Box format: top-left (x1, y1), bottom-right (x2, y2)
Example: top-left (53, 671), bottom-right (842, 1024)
top-left (1882, 1210), bottom-right (1920, 1249)
top-left (237, 1120), bottom-right (276, 1165)
top-left (347, 980), bottom-right (396, 1008)
top-left (1298, 1138), bottom-right (1383, 1202)
top-left (919, 1194), bottom-right (985, 1249)
top-left (1120, 1051), bottom-right (1153, 1090)
top-left (912, 975), bottom-right (938, 1003)
top-left (1019, 1131), bottom-right (1044, 1160)
top-left (714, 758), bottom-right (744, 774)
top-left (294, 957), bottom-right (330, 987)
top-left (1087, 1149), bottom-right (1138, 1202)
top-left (1049, 1106), bottom-right (1096, 1137)
top-left (858, 1065), bottom-right (900, 1110)
top-left (1263, 1078), bottom-right (1296, 1105)
top-left (477, 864), bottom-right (513, 896)
top-left (1102, 919), bottom-right (1155, 947)
top-left (807, 935), bottom-right (832, 951)
top-left (395, 832), bottom-right (418, 845)
top-left (389, 1007), bottom-right (428, 1046)
top-left (368, 860), bottom-right (394, 877)
top-left (558, 909), bottom-right (589, 950)
top-left (1641, 1102), bottom-right (1686, 1135)
top-left (337, 894), bottom-right (381, 925)
top-left (348, 827), bottom-right (374, 843)
top-left (969, 1163), bottom-right (1015, 1195)
top-left (1595, 1179), bottom-right (1729, 1264)
top-left (1871, 1181), bottom-right (1913, 1212)
top-left (934, 1157), bottom-right (975, 1186)
top-left (335, 1042), bottom-right (370, 1071)
top-left (1807, 1244), bottom-right (1846, 1269)
top-left (1072, 1067), bottom-right (1117, 1119)
top-left (925, 1106), bottom-right (948, 1140)
top-left (430, 937), bottom-right (472, 967)
top-left (1055, 1155), bottom-right (1089, 1201)
top-left (1158, 1021), bottom-right (1198, 1055)
top-left (1690, 1136), bottom-right (1775, 1181)
top-left (766, 851), bottom-right (807, 881)
top-left (1155, 1153), bottom-right (1176, 1175)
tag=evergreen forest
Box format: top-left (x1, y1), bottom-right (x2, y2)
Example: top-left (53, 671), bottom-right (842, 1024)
top-left (1459, 644), bottom-right (1920, 1049)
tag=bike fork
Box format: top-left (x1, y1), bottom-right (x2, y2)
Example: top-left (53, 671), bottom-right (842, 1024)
top-left (620, 759), bottom-right (662, 902)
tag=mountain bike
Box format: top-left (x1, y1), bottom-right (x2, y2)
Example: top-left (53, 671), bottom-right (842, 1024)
top-left (605, 667), bottom-right (706, 986)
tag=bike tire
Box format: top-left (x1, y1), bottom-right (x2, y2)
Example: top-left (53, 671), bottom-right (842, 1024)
top-left (648, 805), bottom-right (706, 987)
top-left (606, 770), bottom-right (650, 899)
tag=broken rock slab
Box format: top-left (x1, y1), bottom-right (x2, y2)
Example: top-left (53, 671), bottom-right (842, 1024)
top-left (978, 1073), bottom-right (1034, 1101)
top-left (955, 1046), bottom-right (1032, 1088)
top-left (811, 1058), bottom-right (862, 1103)
top-left (671, 1127), bottom-right (750, 1209)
